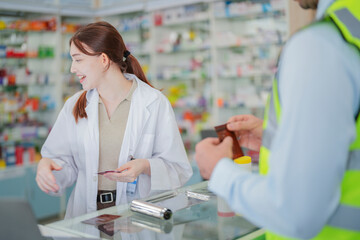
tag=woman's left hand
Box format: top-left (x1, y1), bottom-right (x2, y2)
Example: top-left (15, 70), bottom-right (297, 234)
top-left (104, 158), bottom-right (150, 182)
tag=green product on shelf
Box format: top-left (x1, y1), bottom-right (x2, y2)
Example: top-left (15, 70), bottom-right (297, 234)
top-left (46, 46), bottom-right (54, 58)
top-left (38, 46), bottom-right (46, 58)
top-left (38, 46), bottom-right (54, 58)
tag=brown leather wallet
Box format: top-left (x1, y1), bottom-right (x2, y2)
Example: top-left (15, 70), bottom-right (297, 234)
top-left (214, 123), bottom-right (244, 159)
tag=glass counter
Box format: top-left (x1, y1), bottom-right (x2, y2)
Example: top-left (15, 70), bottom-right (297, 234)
top-left (46, 181), bottom-right (264, 240)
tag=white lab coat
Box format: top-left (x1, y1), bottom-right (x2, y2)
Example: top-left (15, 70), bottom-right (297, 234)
top-left (41, 73), bottom-right (193, 219)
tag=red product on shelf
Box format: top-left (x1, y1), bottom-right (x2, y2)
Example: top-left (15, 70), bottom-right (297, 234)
top-left (154, 13), bottom-right (163, 26)
top-left (28, 147), bottom-right (35, 163)
top-left (15, 145), bottom-right (24, 165)
top-left (46, 18), bottom-right (57, 31)
top-left (13, 20), bottom-right (30, 31)
top-left (13, 51), bottom-right (26, 58)
top-left (0, 68), bottom-right (6, 77)
top-left (237, 66), bottom-right (242, 77)
top-left (30, 20), bottom-right (47, 31)
top-left (7, 74), bottom-right (16, 86)
top-left (31, 98), bottom-right (39, 111)
top-left (217, 98), bottom-right (224, 108)
top-left (26, 98), bottom-right (40, 111)
top-left (6, 48), bottom-right (14, 58)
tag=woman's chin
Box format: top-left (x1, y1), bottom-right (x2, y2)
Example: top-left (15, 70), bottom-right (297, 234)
top-left (82, 86), bottom-right (95, 91)
top-left (81, 83), bottom-right (90, 91)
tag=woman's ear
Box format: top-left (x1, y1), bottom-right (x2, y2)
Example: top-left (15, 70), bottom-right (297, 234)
top-left (101, 53), bottom-right (110, 70)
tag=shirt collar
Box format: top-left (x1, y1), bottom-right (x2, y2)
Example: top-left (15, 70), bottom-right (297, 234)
top-left (125, 79), bottom-right (137, 101)
top-left (316, 0), bottom-right (335, 20)
top-left (98, 76), bottom-right (138, 104)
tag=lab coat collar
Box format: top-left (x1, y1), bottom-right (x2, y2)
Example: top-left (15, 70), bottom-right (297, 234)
top-left (83, 73), bottom-right (158, 152)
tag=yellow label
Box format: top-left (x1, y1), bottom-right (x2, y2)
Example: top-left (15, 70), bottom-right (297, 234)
top-left (234, 156), bottom-right (251, 164)
top-left (0, 159), bottom-right (6, 169)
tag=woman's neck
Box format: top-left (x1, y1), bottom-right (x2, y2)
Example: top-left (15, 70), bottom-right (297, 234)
top-left (97, 68), bottom-right (133, 104)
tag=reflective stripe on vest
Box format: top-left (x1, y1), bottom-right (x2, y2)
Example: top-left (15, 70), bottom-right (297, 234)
top-left (327, 204), bottom-right (360, 231)
top-left (326, 150), bottom-right (360, 231)
top-left (347, 150), bottom-right (360, 170)
top-left (260, 0), bottom-right (360, 238)
top-left (326, 0), bottom-right (360, 50)
top-left (259, 78), bottom-right (281, 175)
top-left (262, 89), bottom-right (279, 149)
top-left (334, 8), bottom-right (360, 39)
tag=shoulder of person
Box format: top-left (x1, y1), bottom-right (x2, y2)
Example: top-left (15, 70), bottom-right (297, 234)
top-left (286, 21), bottom-right (355, 57)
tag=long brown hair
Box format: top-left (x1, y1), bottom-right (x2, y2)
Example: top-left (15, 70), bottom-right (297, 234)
top-left (70, 21), bottom-right (152, 123)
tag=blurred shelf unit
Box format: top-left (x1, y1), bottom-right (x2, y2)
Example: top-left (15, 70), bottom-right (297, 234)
top-left (0, 14), bottom-right (78, 220)
top-left (151, 3), bottom-right (212, 151)
top-left (0, 15), bottom-right (63, 172)
top-left (211, 0), bottom-right (287, 124)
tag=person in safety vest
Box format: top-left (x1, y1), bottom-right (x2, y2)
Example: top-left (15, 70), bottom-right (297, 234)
top-left (195, 0), bottom-right (360, 239)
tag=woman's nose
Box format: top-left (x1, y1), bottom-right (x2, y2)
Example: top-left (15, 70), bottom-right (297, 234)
top-left (70, 62), bottom-right (76, 73)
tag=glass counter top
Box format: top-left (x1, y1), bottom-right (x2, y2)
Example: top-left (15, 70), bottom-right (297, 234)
top-left (46, 181), bottom-right (263, 240)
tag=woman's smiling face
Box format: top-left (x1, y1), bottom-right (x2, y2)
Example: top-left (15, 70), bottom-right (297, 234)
top-left (70, 42), bottom-right (105, 91)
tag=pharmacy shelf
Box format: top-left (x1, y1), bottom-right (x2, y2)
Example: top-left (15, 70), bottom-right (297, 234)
top-left (0, 15), bottom-right (63, 182)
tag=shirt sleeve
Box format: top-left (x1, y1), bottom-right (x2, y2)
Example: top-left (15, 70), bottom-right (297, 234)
top-left (209, 23), bottom-right (360, 239)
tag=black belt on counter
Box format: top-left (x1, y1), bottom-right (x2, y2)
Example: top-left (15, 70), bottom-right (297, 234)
top-left (97, 190), bottom-right (116, 204)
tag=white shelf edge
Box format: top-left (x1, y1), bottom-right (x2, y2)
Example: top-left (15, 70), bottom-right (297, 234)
top-left (146, 0), bottom-right (212, 11)
top-left (95, 3), bottom-right (145, 17)
top-left (0, 2), bottom-right (58, 14)
top-left (59, 8), bottom-right (95, 17)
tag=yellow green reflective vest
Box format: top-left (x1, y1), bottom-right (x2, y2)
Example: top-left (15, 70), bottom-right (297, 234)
top-left (259, 0), bottom-right (360, 239)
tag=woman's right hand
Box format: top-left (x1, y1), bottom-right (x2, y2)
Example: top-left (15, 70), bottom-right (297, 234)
top-left (227, 114), bottom-right (263, 152)
top-left (36, 158), bottom-right (62, 194)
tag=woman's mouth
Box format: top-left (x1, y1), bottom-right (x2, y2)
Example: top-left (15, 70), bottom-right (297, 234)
top-left (78, 75), bottom-right (86, 84)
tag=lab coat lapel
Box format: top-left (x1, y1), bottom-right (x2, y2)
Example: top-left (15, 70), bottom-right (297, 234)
top-left (116, 77), bottom-right (155, 204)
top-left (130, 92), bottom-right (150, 152)
top-left (121, 77), bottom-right (155, 157)
top-left (129, 78), bottom-right (159, 153)
top-left (84, 89), bottom-right (100, 213)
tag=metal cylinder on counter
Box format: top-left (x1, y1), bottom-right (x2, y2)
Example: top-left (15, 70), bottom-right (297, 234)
top-left (130, 200), bottom-right (172, 220)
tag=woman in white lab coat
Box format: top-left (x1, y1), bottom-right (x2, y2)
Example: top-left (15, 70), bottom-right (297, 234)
top-left (35, 21), bottom-right (193, 219)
